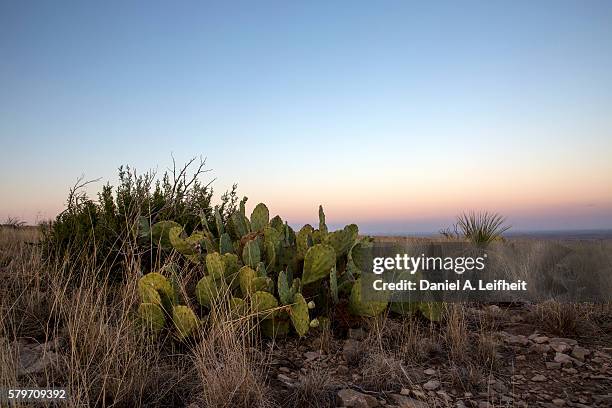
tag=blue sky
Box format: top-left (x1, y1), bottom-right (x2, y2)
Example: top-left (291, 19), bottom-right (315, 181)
top-left (1, 1), bottom-right (612, 232)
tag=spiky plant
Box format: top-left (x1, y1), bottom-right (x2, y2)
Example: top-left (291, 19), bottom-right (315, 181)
top-left (456, 211), bottom-right (510, 245)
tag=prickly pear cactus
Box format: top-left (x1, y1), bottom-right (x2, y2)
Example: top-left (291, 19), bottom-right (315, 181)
top-left (195, 275), bottom-right (228, 308)
top-left (169, 226), bottom-right (204, 256)
top-left (302, 244), bottom-right (336, 285)
top-left (138, 273), bottom-right (175, 312)
top-left (138, 303), bottom-right (165, 334)
top-left (172, 305), bottom-right (199, 339)
top-left (151, 220), bottom-right (182, 249)
top-left (206, 252), bottom-right (225, 280)
top-left (252, 291), bottom-right (278, 319)
top-left (242, 239), bottom-right (261, 269)
top-left (289, 293), bottom-right (310, 337)
top-left (250, 203), bottom-right (269, 231)
top-left (328, 224), bottom-right (358, 258)
top-left (348, 278), bottom-right (388, 317)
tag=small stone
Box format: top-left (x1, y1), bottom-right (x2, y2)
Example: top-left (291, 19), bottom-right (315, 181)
top-left (337, 389), bottom-right (379, 408)
top-left (571, 346), bottom-right (590, 362)
top-left (531, 343), bottom-right (551, 354)
top-left (546, 362), bottom-right (561, 369)
top-left (531, 374), bottom-right (546, 382)
top-left (562, 367), bottom-right (578, 374)
top-left (554, 352), bottom-right (574, 366)
top-left (304, 351), bottom-right (322, 361)
top-left (279, 366), bottom-right (291, 373)
top-left (400, 388), bottom-right (410, 396)
top-left (533, 336), bottom-right (549, 344)
top-left (551, 343), bottom-right (572, 353)
top-left (516, 355), bottom-right (526, 361)
top-left (552, 399), bottom-right (565, 406)
top-left (550, 337), bottom-right (578, 346)
top-left (423, 368), bottom-right (436, 375)
top-left (423, 380), bottom-right (440, 391)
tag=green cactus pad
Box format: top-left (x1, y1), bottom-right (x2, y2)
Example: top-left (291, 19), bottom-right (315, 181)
top-left (289, 293), bottom-right (310, 337)
top-left (223, 253), bottom-right (241, 288)
top-left (318, 205), bottom-right (328, 234)
top-left (242, 239), bottom-right (261, 268)
top-left (151, 220), bottom-right (182, 249)
top-left (250, 203), bottom-right (270, 231)
top-left (219, 233), bottom-right (233, 254)
top-left (138, 303), bottom-right (166, 334)
top-left (296, 224), bottom-right (314, 260)
top-left (328, 224), bottom-right (359, 258)
top-left (302, 244), bottom-right (336, 285)
top-left (205, 252), bottom-right (225, 280)
top-left (252, 291), bottom-right (278, 319)
top-left (277, 270), bottom-right (292, 305)
top-left (260, 318), bottom-right (289, 338)
top-left (138, 282), bottom-right (162, 305)
top-left (172, 305), bottom-right (199, 340)
top-left (238, 266), bottom-right (256, 296)
top-left (228, 212), bottom-right (250, 239)
top-left (330, 266), bottom-right (339, 304)
top-left (348, 279), bottom-right (388, 317)
top-left (139, 272), bottom-right (175, 312)
top-left (418, 302), bottom-right (444, 322)
top-left (270, 215), bottom-right (284, 232)
top-left (195, 275), bottom-right (228, 308)
top-left (168, 226), bottom-right (204, 256)
top-left (349, 239), bottom-right (373, 272)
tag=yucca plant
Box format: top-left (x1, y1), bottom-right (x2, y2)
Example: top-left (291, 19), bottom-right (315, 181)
top-left (455, 211), bottom-right (510, 245)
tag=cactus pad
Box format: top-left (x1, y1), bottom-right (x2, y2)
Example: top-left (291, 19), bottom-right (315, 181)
top-left (289, 293), bottom-right (310, 337)
top-left (151, 220), bottom-right (182, 249)
top-left (139, 273), bottom-right (175, 312)
top-left (328, 224), bottom-right (358, 258)
top-left (302, 244), bottom-right (336, 285)
top-left (139, 303), bottom-right (166, 334)
top-left (172, 305), bottom-right (199, 340)
top-left (169, 226), bottom-right (204, 256)
top-left (205, 252), bottom-right (225, 280)
top-left (348, 279), bottom-right (388, 317)
top-left (252, 291), bottom-right (278, 319)
top-left (250, 203), bottom-right (270, 231)
top-left (242, 239), bottom-right (261, 268)
top-left (195, 275), bottom-right (228, 308)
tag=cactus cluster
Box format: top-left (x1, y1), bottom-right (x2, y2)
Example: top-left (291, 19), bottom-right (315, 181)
top-left (138, 200), bottom-right (441, 339)
top-left (137, 272), bottom-right (200, 339)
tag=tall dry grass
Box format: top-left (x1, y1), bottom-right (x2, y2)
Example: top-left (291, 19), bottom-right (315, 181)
top-left (0, 227), bottom-right (273, 407)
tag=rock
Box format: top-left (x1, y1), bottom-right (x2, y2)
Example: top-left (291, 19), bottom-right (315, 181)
top-left (304, 351), bottom-right (322, 361)
top-left (571, 346), bottom-right (590, 362)
top-left (561, 367), bottom-right (577, 374)
top-left (546, 362), bottom-right (561, 369)
top-left (552, 399), bottom-right (565, 406)
top-left (279, 366), bottom-right (291, 373)
top-left (550, 337), bottom-right (578, 346)
top-left (348, 327), bottom-right (366, 340)
top-left (516, 355), bottom-right (526, 361)
top-left (533, 336), bottom-right (549, 344)
top-left (423, 380), bottom-right (440, 391)
top-left (554, 352), bottom-right (574, 366)
top-left (337, 389), bottom-right (379, 408)
top-left (531, 374), bottom-right (546, 382)
top-left (423, 368), bottom-right (436, 375)
top-left (390, 394), bottom-right (428, 408)
top-left (506, 334), bottom-right (529, 346)
top-left (400, 388), bottom-right (410, 396)
top-left (551, 343), bottom-right (572, 353)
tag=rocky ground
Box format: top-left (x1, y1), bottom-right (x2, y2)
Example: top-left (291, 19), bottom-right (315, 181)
top-left (263, 305), bottom-right (612, 408)
top-left (5, 303), bottom-right (612, 407)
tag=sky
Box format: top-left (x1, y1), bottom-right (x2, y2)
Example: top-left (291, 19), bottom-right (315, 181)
top-left (1, 1), bottom-right (612, 233)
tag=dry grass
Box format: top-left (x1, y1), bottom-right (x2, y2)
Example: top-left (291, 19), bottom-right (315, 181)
top-left (285, 369), bottom-right (337, 408)
top-left (0, 228), bottom-right (270, 407)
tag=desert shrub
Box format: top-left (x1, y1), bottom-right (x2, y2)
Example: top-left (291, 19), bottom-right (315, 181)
top-left (41, 157), bottom-right (238, 282)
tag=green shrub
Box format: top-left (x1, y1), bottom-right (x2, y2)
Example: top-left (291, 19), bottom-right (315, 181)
top-left (41, 158), bottom-right (238, 282)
